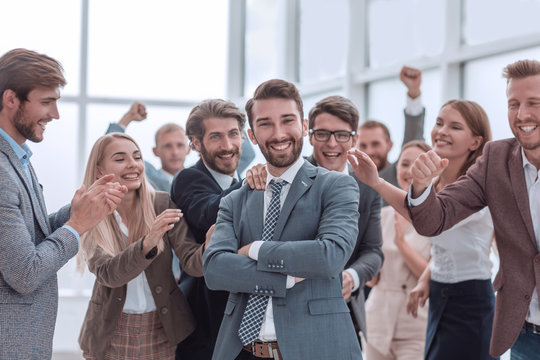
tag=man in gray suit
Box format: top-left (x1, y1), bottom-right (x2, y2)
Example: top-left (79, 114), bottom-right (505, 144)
top-left (306, 95), bottom-right (383, 345)
top-left (0, 48), bottom-right (125, 359)
top-left (357, 66), bottom-right (425, 188)
top-left (204, 79), bottom-right (362, 359)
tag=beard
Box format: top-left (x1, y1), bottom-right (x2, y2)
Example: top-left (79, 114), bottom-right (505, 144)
top-left (200, 142), bottom-right (241, 175)
top-left (13, 104), bottom-right (42, 143)
top-left (260, 136), bottom-right (303, 169)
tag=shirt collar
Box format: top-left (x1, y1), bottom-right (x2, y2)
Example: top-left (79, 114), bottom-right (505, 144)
top-left (265, 156), bottom-right (305, 187)
top-left (205, 163), bottom-right (239, 191)
top-left (0, 127), bottom-right (32, 165)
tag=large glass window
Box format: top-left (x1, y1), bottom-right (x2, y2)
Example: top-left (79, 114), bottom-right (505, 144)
top-left (0, 0), bottom-right (81, 96)
top-left (299, 0), bottom-right (348, 84)
top-left (88, 0), bottom-right (228, 100)
top-left (245, 0), bottom-right (288, 95)
top-left (464, 0), bottom-right (540, 45)
top-left (368, 0), bottom-right (445, 68)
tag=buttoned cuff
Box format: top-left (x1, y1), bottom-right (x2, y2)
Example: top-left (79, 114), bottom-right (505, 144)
top-left (408, 182), bottom-right (433, 207)
top-left (405, 95), bottom-right (424, 116)
top-left (248, 240), bottom-right (264, 260)
top-left (62, 225), bottom-right (81, 248)
top-left (344, 268), bottom-right (360, 292)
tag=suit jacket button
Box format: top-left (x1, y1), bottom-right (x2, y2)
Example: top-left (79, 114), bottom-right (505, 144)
top-left (155, 286), bottom-right (163, 294)
top-left (161, 307), bottom-right (169, 315)
top-left (270, 290), bottom-right (275, 294)
top-left (116, 297), bottom-right (122, 301)
top-left (401, 284), bottom-right (406, 290)
top-left (525, 294), bottom-right (531, 301)
top-left (268, 264), bottom-right (272, 268)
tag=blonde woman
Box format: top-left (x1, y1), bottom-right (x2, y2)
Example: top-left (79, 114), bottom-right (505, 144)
top-left (78, 133), bottom-right (204, 360)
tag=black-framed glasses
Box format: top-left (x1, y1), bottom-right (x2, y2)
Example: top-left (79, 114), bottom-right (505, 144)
top-left (309, 129), bottom-right (356, 143)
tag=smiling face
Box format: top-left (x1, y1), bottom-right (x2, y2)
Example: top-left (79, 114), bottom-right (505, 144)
top-left (248, 98), bottom-right (307, 176)
top-left (10, 87), bottom-right (60, 144)
top-left (507, 74), bottom-right (540, 154)
top-left (309, 112), bottom-right (358, 172)
top-left (431, 105), bottom-right (481, 163)
top-left (192, 117), bottom-right (242, 176)
top-left (356, 126), bottom-right (392, 170)
top-left (98, 138), bottom-right (145, 193)
top-left (396, 146), bottom-right (425, 191)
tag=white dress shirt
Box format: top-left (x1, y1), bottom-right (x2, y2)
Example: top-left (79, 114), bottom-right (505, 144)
top-left (113, 212), bottom-right (157, 314)
top-left (248, 156), bottom-right (305, 341)
top-left (206, 164), bottom-right (240, 190)
top-left (522, 149), bottom-right (540, 325)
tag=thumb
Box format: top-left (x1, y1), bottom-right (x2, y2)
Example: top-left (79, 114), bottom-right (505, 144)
top-left (440, 158), bottom-right (450, 169)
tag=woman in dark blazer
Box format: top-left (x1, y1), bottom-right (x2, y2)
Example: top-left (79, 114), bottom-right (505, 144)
top-left (78, 133), bottom-right (205, 360)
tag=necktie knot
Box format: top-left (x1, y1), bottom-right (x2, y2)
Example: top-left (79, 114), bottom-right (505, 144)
top-left (270, 179), bottom-right (285, 196)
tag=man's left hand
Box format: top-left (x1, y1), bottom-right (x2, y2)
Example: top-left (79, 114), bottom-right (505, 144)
top-left (342, 271), bottom-right (354, 301)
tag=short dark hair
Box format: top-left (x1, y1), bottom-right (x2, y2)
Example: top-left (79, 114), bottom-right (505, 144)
top-left (185, 99), bottom-right (245, 147)
top-left (0, 48), bottom-right (66, 111)
top-left (502, 59), bottom-right (540, 81)
top-left (358, 120), bottom-right (391, 142)
top-left (308, 95), bottom-right (359, 131)
top-left (245, 79), bottom-right (304, 129)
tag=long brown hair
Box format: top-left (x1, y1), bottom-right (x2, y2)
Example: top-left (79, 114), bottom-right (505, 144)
top-left (440, 100), bottom-right (492, 179)
top-left (78, 133), bottom-right (159, 269)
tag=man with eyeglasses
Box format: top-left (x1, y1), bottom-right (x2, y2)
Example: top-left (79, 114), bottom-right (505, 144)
top-left (306, 95), bottom-right (384, 347)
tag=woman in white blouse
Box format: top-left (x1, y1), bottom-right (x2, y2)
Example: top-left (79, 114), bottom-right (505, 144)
top-left (77, 133), bottom-right (204, 360)
top-left (364, 140), bottom-right (432, 360)
top-left (349, 99), bottom-right (496, 360)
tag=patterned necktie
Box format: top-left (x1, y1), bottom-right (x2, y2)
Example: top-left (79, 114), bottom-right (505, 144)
top-left (238, 179), bottom-right (285, 345)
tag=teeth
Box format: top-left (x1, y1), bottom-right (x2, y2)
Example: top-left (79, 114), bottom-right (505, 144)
top-left (272, 143), bottom-right (290, 150)
top-left (521, 125), bottom-right (537, 132)
top-left (123, 174), bottom-right (138, 179)
top-left (323, 152), bottom-right (340, 158)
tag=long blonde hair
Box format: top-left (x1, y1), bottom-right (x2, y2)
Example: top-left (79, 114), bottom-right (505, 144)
top-left (77, 133), bottom-right (159, 270)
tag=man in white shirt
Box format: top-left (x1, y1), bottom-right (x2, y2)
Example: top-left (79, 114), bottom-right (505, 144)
top-left (204, 79), bottom-right (362, 359)
top-left (406, 59), bottom-right (540, 359)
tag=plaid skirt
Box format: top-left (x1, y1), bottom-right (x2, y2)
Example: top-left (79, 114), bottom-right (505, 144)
top-left (83, 311), bottom-right (175, 360)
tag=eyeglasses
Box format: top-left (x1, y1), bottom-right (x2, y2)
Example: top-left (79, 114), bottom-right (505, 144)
top-left (309, 129), bottom-right (356, 143)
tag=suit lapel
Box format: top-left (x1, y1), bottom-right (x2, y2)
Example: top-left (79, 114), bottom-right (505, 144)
top-left (272, 162), bottom-right (315, 242)
top-left (509, 142), bottom-right (537, 246)
top-left (0, 138), bottom-right (50, 237)
top-left (28, 163), bottom-right (51, 235)
top-left (246, 188), bottom-right (264, 242)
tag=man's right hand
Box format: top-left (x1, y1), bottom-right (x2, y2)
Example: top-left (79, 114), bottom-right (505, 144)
top-left (118, 101), bottom-right (147, 127)
top-left (65, 174), bottom-right (127, 235)
top-left (410, 150), bottom-right (448, 198)
top-left (400, 66), bottom-right (422, 99)
top-left (245, 163), bottom-right (267, 190)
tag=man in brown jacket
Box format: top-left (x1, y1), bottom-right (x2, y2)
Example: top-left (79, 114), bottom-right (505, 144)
top-left (407, 59), bottom-right (540, 358)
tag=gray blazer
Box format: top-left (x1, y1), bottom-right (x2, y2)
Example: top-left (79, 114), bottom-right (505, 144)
top-left (0, 135), bottom-right (79, 359)
top-left (203, 161), bottom-right (363, 360)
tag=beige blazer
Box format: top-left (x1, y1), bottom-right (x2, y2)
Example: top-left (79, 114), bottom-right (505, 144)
top-left (365, 206), bottom-right (431, 356)
top-left (79, 191), bottom-right (204, 359)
